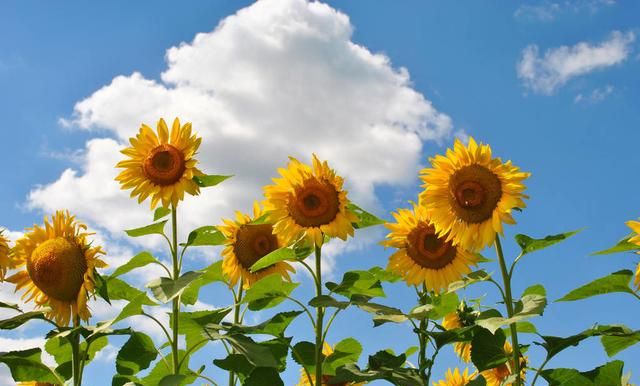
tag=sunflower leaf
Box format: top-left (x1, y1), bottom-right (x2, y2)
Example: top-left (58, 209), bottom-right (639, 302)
top-left (219, 311), bottom-right (302, 337)
top-left (204, 330), bottom-right (279, 368)
top-left (153, 207), bottom-right (171, 221)
top-left (291, 341), bottom-right (318, 374)
top-left (181, 225), bottom-right (225, 247)
top-left (326, 270), bottom-right (385, 299)
top-left (174, 308), bottom-right (232, 352)
top-left (250, 247), bottom-right (297, 272)
top-left (243, 367), bottom-right (284, 386)
top-left (535, 325), bottom-right (631, 360)
top-left (147, 271), bottom-right (203, 303)
top-left (111, 252), bottom-right (160, 279)
top-left (515, 229), bottom-right (582, 255)
top-left (347, 203), bottom-right (385, 229)
top-left (0, 310), bottom-right (49, 330)
top-left (192, 174), bottom-right (233, 187)
top-left (447, 270), bottom-right (491, 293)
top-left (593, 237), bottom-right (640, 255)
top-left (557, 270), bottom-right (635, 302)
top-left (125, 220), bottom-right (168, 238)
top-left (324, 338), bottom-right (363, 376)
top-left (241, 274), bottom-right (299, 311)
top-left (470, 328), bottom-right (508, 371)
top-left (181, 261), bottom-right (226, 305)
top-left (0, 348), bottom-right (62, 384)
top-left (116, 331), bottom-right (157, 376)
top-left (541, 360), bottom-right (624, 386)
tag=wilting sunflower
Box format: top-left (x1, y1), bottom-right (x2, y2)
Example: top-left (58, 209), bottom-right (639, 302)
top-left (297, 343), bottom-right (365, 386)
top-left (6, 211), bottom-right (106, 326)
top-left (480, 341), bottom-right (527, 386)
top-left (442, 303), bottom-right (478, 362)
top-left (626, 220), bottom-right (640, 290)
top-left (382, 204), bottom-right (478, 292)
top-left (218, 202), bottom-right (295, 289)
top-left (419, 137), bottom-right (530, 251)
top-left (0, 230), bottom-right (12, 281)
top-left (433, 368), bottom-right (476, 386)
top-left (263, 154), bottom-right (357, 247)
top-left (116, 117), bottom-right (204, 209)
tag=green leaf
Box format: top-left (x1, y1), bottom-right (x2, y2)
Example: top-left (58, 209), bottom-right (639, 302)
top-left (601, 330), bottom-right (640, 357)
top-left (242, 274), bottom-right (299, 311)
top-left (421, 292), bottom-right (459, 321)
top-left (153, 207), bottom-right (171, 221)
top-left (192, 174), bottom-right (233, 187)
top-left (141, 350), bottom-right (195, 386)
top-left (476, 291), bottom-right (546, 334)
top-left (356, 301), bottom-right (407, 327)
top-left (181, 260), bottom-right (226, 305)
top-left (125, 220), bottom-right (168, 237)
top-left (250, 247), bottom-right (297, 272)
top-left (116, 331), bottom-right (157, 376)
top-left (0, 310), bottom-right (49, 329)
top-left (159, 374), bottom-right (188, 386)
top-left (593, 237), bottom-right (640, 255)
top-left (347, 203), bottom-right (385, 229)
top-left (204, 330), bottom-right (279, 368)
top-left (326, 270), bottom-right (385, 299)
top-left (422, 326), bottom-right (476, 350)
top-left (324, 338), bottom-right (363, 376)
top-left (541, 360), bottom-right (624, 386)
top-left (0, 348), bottom-right (61, 383)
top-left (515, 229), bottom-right (581, 255)
top-left (308, 295), bottom-right (350, 310)
top-left (182, 226), bottom-right (225, 247)
top-left (111, 252), bottom-right (159, 278)
top-left (471, 328), bottom-right (508, 371)
top-left (467, 376), bottom-right (488, 386)
top-left (516, 321), bottom-right (538, 334)
top-left (557, 270), bottom-right (635, 302)
top-left (244, 367), bottom-right (284, 386)
top-left (0, 301), bottom-right (20, 311)
top-left (214, 354), bottom-right (254, 380)
top-left (227, 311), bottom-right (303, 337)
top-left (447, 270), bottom-right (491, 293)
top-left (177, 308), bottom-right (232, 352)
top-left (367, 266), bottom-right (402, 283)
top-left (91, 293), bottom-right (152, 336)
top-left (330, 351), bottom-right (423, 386)
top-left (291, 341), bottom-right (318, 375)
top-left (104, 276), bottom-right (156, 305)
top-left (536, 325), bottom-right (631, 360)
top-left (147, 271), bottom-right (203, 303)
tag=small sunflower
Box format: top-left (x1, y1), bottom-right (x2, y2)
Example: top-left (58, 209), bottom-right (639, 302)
top-left (442, 303), bottom-right (478, 362)
top-left (626, 220), bottom-right (640, 290)
top-left (433, 368), bottom-right (476, 386)
top-left (0, 230), bottom-right (13, 281)
top-left (6, 211), bottom-right (106, 326)
top-left (382, 204), bottom-right (478, 292)
top-left (264, 154), bottom-right (357, 247)
top-left (116, 117), bottom-right (204, 209)
top-left (218, 202), bottom-right (295, 289)
top-left (419, 137), bottom-right (530, 251)
top-left (480, 342), bottom-right (527, 386)
top-left (297, 343), bottom-right (365, 386)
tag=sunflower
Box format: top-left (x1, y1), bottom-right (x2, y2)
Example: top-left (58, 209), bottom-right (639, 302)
top-left (626, 220), bottom-right (640, 290)
top-left (433, 368), bottom-right (476, 386)
top-left (480, 341), bottom-right (527, 386)
top-left (17, 382), bottom-right (56, 386)
top-left (382, 204), bottom-right (478, 292)
top-left (263, 154), bottom-right (357, 247)
top-left (218, 202), bottom-right (295, 289)
top-left (0, 230), bottom-right (13, 281)
top-left (6, 211), bottom-right (106, 326)
top-left (116, 117), bottom-right (204, 209)
top-left (442, 303), bottom-right (478, 362)
top-left (419, 137), bottom-right (530, 251)
top-left (297, 343), bottom-right (365, 386)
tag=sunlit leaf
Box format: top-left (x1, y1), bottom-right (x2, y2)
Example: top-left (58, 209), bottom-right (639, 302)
top-left (111, 252), bottom-right (160, 278)
top-left (515, 229), bottom-right (581, 255)
top-left (181, 226), bottom-right (225, 247)
top-left (541, 360), bottom-right (624, 386)
top-left (324, 338), bottom-right (362, 376)
top-left (116, 331), bottom-right (157, 376)
top-left (125, 220), bottom-right (168, 237)
top-left (601, 330), bottom-right (640, 357)
top-left (471, 328), bottom-right (508, 371)
top-left (181, 261), bottom-right (226, 305)
top-left (447, 270), bottom-right (491, 293)
top-left (153, 207), bottom-right (171, 221)
top-left (241, 274), bottom-right (299, 311)
top-left (536, 325), bottom-right (631, 360)
top-left (250, 247), bottom-right (297, 272)
top-left (557, 270), bottom-right (635, 302)
top-left (0, 310), bottom-right (49, 330)
top-left (192, 174), bottom-right (233, 187)
top-left (326, 270), bottom-right (385, 299)
top-left (0, 348), bottom-right (61, 383)
top-left (347, 203), bottom-right (385, 229)
top-left (147, 271), bottom-right (203, 303)
top-left (593, 237), bottom-right (640, 255)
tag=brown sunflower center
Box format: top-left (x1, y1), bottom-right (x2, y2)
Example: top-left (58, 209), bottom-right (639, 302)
top-left (449, 164), bottom-right (502, 223)
top-left (27, 237), bottom-right (87, 302)
top-left (142, 144), bottom-right (186, 186)
top-left (233, 224), bottom-right (279, 270)
top-left (288, 178), bottom-right (340, 227)
top-left (406, 223), bottom-right (457, 269)
top-left (321, 375), bottom-right (348, 386)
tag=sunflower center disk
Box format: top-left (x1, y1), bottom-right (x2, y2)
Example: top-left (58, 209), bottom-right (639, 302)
top-left (288, 179), bottom-right (340, 227)
top-left (234, 224), bottom-right (279, 270)
top-left (406, 223), bottom-right (456, 269)
top-left (321, 375), bottom-right (348, 386)
top-left (27, 237), bottom-right (87, 302)
top-left (449, 164), bottom-right (502, 223)
top-left (142, 144), bottom-right (186, 186)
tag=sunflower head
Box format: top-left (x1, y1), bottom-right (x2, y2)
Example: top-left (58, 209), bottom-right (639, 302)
top-left (433, 368), bottom-right (477, 386)
top-left (419, 137), bottom-right (530, 251)
top-left (264, 154), bottom-right (357, 247)
top-left (0, 230), bottom-right (14, 281)
top-left (218, 202), bottom-right (295, 289)
top-left (116, 118), bottom-right (204, 209)
top-left (382, 203), bottom-right (478, 292)
top-left (480, 341), bottom-right (527, 386)
top-left (442, 302), bottom-right (478, 362)
top-left (296, 343), bottom-right (365, 386)
top-left (7, 211), bottom-right (106, 326)
top-left (17, 382), bottom-right (57, 386)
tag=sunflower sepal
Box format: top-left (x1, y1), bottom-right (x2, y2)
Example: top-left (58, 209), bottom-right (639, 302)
top-left (192, 174), bottom-right (233, 188)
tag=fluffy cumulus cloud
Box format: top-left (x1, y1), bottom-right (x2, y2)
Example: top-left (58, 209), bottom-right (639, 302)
top-left (28, 0), bottom-right (454, 254)
top-left (517, 30), bottom-right (635, 95)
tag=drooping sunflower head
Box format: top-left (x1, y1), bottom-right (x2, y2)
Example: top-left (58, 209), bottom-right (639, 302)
top-left (218, 202), bottom-right (295, 289)
top-left (382, 203), bottom-right (478, 292)
top-left (264, 154), bottom-right (357, 247)
top-left (480, 341), bottom-right (527, 386)
top-left (433, 368), bottom-right (477, 386)
top-left (7, 211), bottom-right (106, 326)
top-left (116, 118), bottom-right (204, 209)
top-left (0, 230), bottom-right (13, 281)
top-left (419, 137), bottom-right (530, 251)
top-left (297, 343), bottom-right (365, 386)
top-left (442, 302), bottom-right (478, 362)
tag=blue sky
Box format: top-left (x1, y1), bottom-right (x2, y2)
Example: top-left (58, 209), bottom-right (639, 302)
top-left (1, 0), bottom-right (639, 385)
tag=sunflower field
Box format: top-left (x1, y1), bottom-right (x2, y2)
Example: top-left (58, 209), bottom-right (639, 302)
top-left (0, 116), bottom-right (638, 386)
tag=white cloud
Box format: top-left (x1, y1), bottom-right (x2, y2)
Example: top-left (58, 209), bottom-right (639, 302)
top-left (574, 84), bottom-right (614, 103)
top-left (517, 30), bottom-right (634, 95)
top-left (27, 0), bottom-right (454, 259)
top-left (514, 0), bottom-right (616, 22)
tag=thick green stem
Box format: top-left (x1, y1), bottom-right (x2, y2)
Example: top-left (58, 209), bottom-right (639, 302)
top-left (71, 317), bottom-right (82, 386)
top-left (314, 245), bottom-right (324, 386)
top-left (229, 284), bottom-right (243, 386)
top-left (495, 236), bottom-right (523, 386)
top-left (416, 287), bottom-right (429, 385)
top-left (171, 206), bottom-right (180, 375)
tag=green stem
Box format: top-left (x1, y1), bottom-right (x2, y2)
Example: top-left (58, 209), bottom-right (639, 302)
top-left (171, 206), bottom-right (180, 375)
top-left (416, 287), bottom-right (429, 384)
top-left (530, 357), bottom-right (551, 386)
top-left (229, 284), bottom-right (243, 386)
top-left (314, 245), bottom-right (324, 386)
top-left (495, 236), bottom-right (523, 386)
top-left (71, 317), bottom-right (82, 386)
